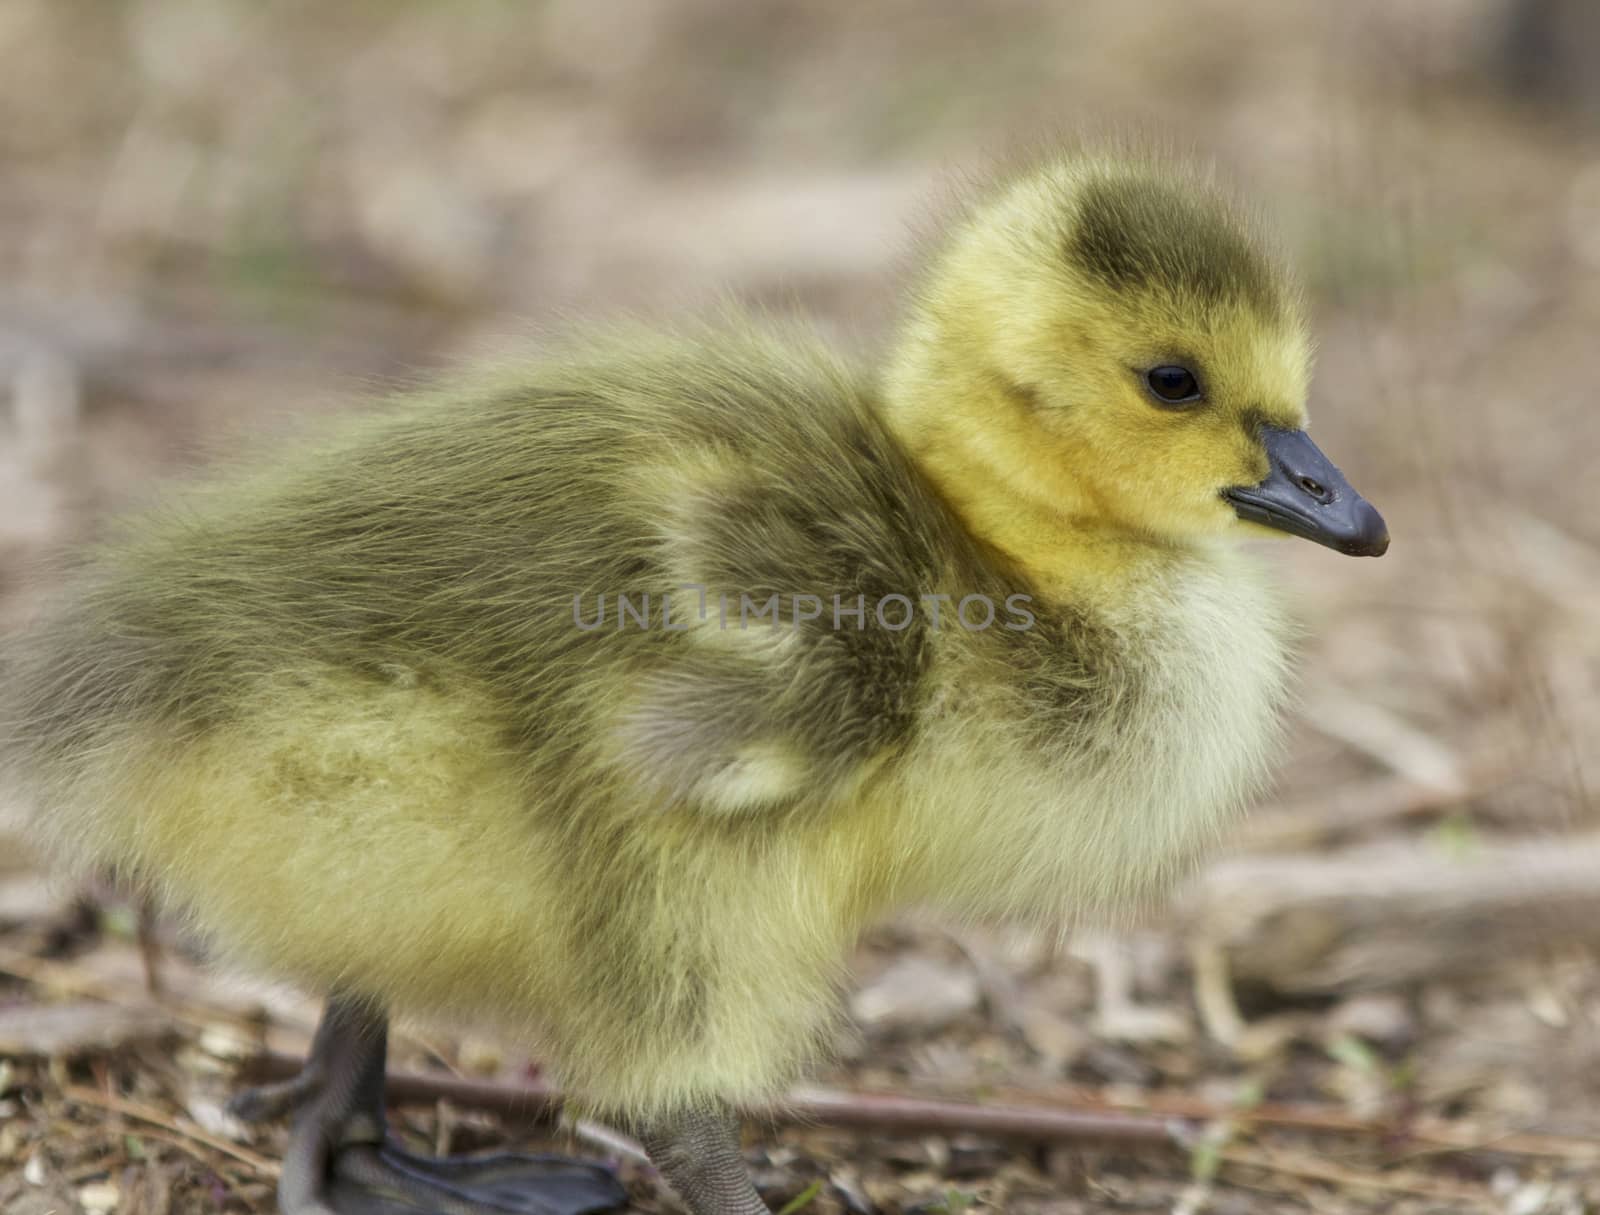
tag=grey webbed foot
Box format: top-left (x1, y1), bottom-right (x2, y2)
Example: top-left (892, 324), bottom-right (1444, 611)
top-left (325, 1143), bottom-right (624, 1215)
top-left (247, 996), bottom-right (626, 1215)
top-left (228, 1065), bottom-right (326, 1124)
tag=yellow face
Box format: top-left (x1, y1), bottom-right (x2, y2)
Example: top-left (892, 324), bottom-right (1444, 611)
top-left (887, 159), bottom-right (1384, 569)
top-left (987, 274), bottom-right (1312, 545)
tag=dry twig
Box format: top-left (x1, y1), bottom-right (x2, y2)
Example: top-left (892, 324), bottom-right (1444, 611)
top-left (61, 1084), bottom-right (281, 1176)
top-left (244, 1051), bottom-right (1600, 1165)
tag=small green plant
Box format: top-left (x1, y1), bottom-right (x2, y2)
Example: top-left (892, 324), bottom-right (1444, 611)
top-left (1326, 1031), bottom-right (1383, 1076)
top-left (1430, 810), bottom-right (1480, 859)
top-left (775, 1180), bottom-right (824, 1215)
top-left (1186, 1118), bottom-right (1236, 1187)
top-left (1327, 1031), bottom-right (1417, 1101)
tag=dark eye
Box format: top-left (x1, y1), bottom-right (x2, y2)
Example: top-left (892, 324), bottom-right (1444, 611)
top-left (1145, 365), bottom-right (1202, 405)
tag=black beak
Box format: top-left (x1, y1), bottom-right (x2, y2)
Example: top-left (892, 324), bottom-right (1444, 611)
top-left (1222, 427), bottom-right (1389, 557)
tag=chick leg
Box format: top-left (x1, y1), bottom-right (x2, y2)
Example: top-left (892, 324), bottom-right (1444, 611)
top-left (637, 1108), bottom-right (771, 1215)
top-left (231, 995), bottom-right (626, 1215)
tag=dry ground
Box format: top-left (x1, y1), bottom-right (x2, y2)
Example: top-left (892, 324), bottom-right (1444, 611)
top-left (3, 2), bottom-right (1600, 1212)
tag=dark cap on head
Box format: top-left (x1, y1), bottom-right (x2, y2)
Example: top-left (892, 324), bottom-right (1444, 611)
top-left (1065, 171), bottom-right (1289, 320)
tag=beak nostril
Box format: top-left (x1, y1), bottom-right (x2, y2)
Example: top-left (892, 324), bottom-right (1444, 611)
top-left (1297, 475), bottom-right (1328, 500)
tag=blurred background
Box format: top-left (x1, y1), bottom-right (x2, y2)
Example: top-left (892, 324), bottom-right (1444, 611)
top-left (2, 2), bottom-right (1599, 1212)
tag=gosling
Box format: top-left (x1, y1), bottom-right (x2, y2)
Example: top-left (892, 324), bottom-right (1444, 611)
top-left (2, 152), bottom-right (1387, 1215)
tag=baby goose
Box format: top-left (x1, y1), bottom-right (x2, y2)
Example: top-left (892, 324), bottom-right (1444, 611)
top-left (3, 152), bottom-right (1386, 1215)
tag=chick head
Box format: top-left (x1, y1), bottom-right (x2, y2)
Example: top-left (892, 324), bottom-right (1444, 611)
top-left (887, 155), bottom-right (1387, 560)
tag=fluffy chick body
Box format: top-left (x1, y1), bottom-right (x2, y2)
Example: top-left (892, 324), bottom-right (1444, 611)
top-left (4, 158), bottom-right (1294, 1123)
